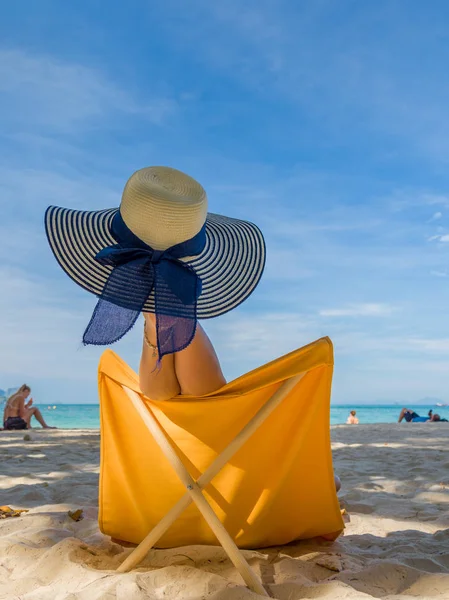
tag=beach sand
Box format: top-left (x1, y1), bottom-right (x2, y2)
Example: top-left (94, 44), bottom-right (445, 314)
top-left (0, 424), bottom-right (448, 599)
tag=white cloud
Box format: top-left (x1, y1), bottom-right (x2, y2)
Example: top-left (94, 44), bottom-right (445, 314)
top-left (428, 234), bottom-right (449, 243)
top-left (0, 267), bottom-right (142, 386)
top-left (263, 248), bottom-right (316, 281)
top-left (425, 195), bottom-right (449, 207)
top-left (319, 303), bottom-right (396, 317)
top-left (0, 48), bottom-right (176, 133)
top-left (266, 217), bottom-right (383, 236)
top-left (389, 191), bottom-right (449, 212)
top-left (0, 267), bottom-right (91, 380)
top-left (429, 211), bottom-right (443, 221)
top-left (207, 310), bottom-right (321, 372)
top-left (333, 330), bottom-right (449, 356)
top-left (207, 310), bottom-right (449, 404)
top-left (0, 167), bottom-right (120, 218)
top-left (156, 1), bottom-right (449, 161)
top-left (407, 338), bottom-right (449, 352)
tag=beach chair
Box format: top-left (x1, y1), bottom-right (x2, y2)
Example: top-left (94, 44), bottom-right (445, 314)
top-left (98, 337), bottom-right (344, 596)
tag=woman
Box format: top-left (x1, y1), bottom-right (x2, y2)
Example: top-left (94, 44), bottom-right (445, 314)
top-left (346, 410), bottom-right (359, 424)
top-left (44, 166), bottom-right (343, 494)
top-left (3, 385), bottom-right (55, 430)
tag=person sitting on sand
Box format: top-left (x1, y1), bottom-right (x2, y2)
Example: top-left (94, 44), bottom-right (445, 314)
top-left (3, 385), bottom-right (56, 430)
top-left (398, 407), bottom-right (448, 423)
top-left (346, 410), bottom-right (359, 424)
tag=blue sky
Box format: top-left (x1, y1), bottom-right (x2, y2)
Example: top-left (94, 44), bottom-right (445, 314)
top-left (2, 1), bottom-right (449, 405)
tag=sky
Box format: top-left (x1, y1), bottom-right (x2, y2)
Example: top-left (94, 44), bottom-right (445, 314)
top-left (2, 1), bottom-right (449, 405)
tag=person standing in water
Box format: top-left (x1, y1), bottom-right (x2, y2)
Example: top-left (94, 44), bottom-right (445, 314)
top-left (346, 410), bottom-right (359, 424)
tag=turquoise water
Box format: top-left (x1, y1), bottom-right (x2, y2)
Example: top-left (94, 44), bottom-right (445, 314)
top-left (21, 404), bottom-right (449, 429)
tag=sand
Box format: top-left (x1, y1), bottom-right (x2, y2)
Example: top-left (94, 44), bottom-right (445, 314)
top-left (0, 424), bottom-right (448, 599)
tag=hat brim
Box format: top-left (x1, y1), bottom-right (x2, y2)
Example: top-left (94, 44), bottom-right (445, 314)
top-left (44, 206), bottom-right (266, 319)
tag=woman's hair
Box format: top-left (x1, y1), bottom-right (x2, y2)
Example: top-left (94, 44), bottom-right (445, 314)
top-left (6, 384), bottom-right (30, 404)
top-left (350, 410), bottom-right (356, 416)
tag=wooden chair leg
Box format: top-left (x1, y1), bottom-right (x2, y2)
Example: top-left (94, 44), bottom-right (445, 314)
top-left (117, 386), bottom-right (270, 596)
top-left (117, 375), bottom-right (303, 587)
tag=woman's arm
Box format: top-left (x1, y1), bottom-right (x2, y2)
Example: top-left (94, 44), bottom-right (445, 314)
top-left (18, 397), bottom-right (26, 419)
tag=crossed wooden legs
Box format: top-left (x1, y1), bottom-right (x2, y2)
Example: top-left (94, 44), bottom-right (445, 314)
top-left (116, 374), bottom-right (304, 595)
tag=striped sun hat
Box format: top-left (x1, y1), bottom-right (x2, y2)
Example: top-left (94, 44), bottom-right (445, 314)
top-left (45, 166), bottom-right (266, 359)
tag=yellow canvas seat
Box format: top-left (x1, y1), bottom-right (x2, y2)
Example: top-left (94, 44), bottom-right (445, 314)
top-left (98, 336), bottom-right (344, 595)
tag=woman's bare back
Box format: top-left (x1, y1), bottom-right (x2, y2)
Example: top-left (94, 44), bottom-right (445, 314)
top-left (3, 394), bottom-right (23, 420)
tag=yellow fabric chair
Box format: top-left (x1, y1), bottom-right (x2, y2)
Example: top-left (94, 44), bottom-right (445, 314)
top-left (98, 336), bottom-right (344, 595)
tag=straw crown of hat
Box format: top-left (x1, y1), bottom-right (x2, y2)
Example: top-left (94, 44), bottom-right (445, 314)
top-left (120, 166), bottom-right (208, 250)
top-left (45, 165), bottom-right (266, 320)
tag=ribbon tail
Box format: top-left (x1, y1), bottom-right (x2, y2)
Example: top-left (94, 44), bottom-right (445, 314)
top-left (154, 262), bottom-right (200, 361)
top-left (83, 298), bottom-right (141, 345)
top-left (83, 261), bottom-right (154, 346)
top-left (155, 312), bottom-right (198, 362)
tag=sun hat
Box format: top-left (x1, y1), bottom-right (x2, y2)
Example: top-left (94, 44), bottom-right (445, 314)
top-left (44, 166), bottom-right (266, 359)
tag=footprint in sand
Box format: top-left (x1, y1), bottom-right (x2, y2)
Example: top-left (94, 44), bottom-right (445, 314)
top-left (345, 503), bottom-right (375, 515)
top-left (358, 482), bottom-right (384, 491)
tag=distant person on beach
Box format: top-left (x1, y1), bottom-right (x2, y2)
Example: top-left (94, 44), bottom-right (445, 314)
top-left (428, 413), bottom-right (447, 422)
top-left (346, 410), bottom-right (359, 424)
top-left (2, 385), bottom-right (56, 430)
top-left (398, 408), bottom-right (448, 423)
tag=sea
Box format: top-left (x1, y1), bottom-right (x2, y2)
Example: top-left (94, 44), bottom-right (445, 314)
top-left (23, 404), bottom-right (449, 429)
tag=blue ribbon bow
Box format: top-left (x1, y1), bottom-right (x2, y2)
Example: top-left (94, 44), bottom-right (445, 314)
top-left (83, 212), bottom-right (206, 360)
